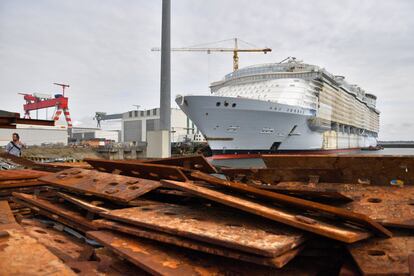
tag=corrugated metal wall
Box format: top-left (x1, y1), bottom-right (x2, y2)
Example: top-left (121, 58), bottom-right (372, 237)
top-left (124, 120), bottom-right (142, 142)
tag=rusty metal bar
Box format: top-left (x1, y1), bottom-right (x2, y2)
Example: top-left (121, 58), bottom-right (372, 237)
top-left (96, 219), bottom-right (303, 268)
top-left (39, 168), bottom-right (161, 203)
top-left (190, 171), bottom-right (392, 237)
top-left (348, 236), bottom-right (414, 275)
top-left (87, 230), bottom-right (282, 276)
top-left (262, 155), bottom-right (414, 186)
top-left (57, 192), bottom-right (110, 214)
top-left (0, 169), bottom-right (51, 181)
top-left (12, 192), bottom-right (98, 231)
top-left (161, 180), bottom-right (372, 243)
top-left (84, 158), bottom-right (189, 181)
top-left (101, 202), bottom-right (305, 257)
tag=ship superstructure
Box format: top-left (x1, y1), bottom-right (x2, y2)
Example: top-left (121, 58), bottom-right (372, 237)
top-left (176, 58), bottom-right (379, 154)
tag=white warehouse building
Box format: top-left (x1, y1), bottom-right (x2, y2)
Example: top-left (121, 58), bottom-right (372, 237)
top-left (121, 108), bottom-right (204, 144)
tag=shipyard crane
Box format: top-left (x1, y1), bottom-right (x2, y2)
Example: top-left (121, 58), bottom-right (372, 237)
top-left (19, 83), bottom-right (73, 128)
top-left (151, 38), bottom-right (271, 71)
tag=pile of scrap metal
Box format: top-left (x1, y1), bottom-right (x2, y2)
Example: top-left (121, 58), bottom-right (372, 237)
top-left (0, 153), bottom-right (413, 275)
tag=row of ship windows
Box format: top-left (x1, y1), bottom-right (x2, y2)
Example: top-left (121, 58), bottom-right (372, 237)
top-left (216, 101), bottom-right (237, 108)
top-left (269, 106), bottom-right (305, 114)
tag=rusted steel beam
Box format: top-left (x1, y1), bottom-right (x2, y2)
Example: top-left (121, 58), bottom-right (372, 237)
top-left (39, 168), bottom-right (161, 203)
top-left (12, 192), bottom-right (98, 231)
top-left (190, 171), bottom-right (392, 238)
top-left (96, 218), bottom-right (303, 268)
top-left (57, 192), bottom-right (110, 214)
top-left (0, 179), bottom-right (46, 189)
top-left (142, 155), bottom-right (217, 174)
top-left (348, 236), bottom-right (414, 275)
top-left (101, 202), bottom-right (305, 257)
top-left (162, 180), bottom-right (372, 243)
top-left (87, 230), bottom-right (285, 276)
top-left (0, 201), bottom-right (76, 275)
top-left (21, 219), bottom-right (94, 262)
top-left (262, 155), bottom-right (414, 186)
top-left (84, 158), bottom-right (189, 181)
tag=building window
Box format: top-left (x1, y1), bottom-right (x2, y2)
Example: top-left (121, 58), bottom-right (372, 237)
top-left (140, 111), bottom-right (144, 116)
top-left (129, 111), bottom-right (133, 117)
top-left (134, 111), bottom-right (138, 117)
top-left (147, 110), bottom-right (151, 116)
top-left (153, 109), bottom-right (157, 116)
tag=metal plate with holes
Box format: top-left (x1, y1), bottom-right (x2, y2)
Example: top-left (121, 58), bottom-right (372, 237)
top-left (348, 236), bottom-right (414, 275)
top-left (190, 171), bottom-right (391, 238)
top-left (262, 155), bottom-right (414, 186)
top-left (142, 155), bottom-right (217, 174)
top-left (21, 219), bottom-right (94, 262)
top-left (87, 230), bottom-right (284, 276)
top-left (12, 192), bottom-right (98, 231)
top-left (38, 168), bottom-right (161, 202)
top-left (101, 202), bottom-right (305, 257)
top-left (268, 182), bottom-right (414, 230)
top-left (95, 219), bottom-right (303, 268)
top-left (0, 201), bottom-right (76, 276)
top-left (84, 158), bottom-right (189, 181)
top-left (162, 180), bottom-right (373, 243)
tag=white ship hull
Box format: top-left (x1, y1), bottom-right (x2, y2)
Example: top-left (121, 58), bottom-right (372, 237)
top-left (177, 95), bottom-right (377, 154)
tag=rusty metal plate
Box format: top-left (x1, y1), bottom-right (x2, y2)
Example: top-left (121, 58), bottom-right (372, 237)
top-left (39, 168), bottom-right (161, 203)
top-left (221, 167), bottom-right (343, 185)
top-left (57, 192), bottom-right (110, 214)
top-left (0, 200), bottom-right (17, 226)
top-left (12, 192), bottom-right (98, 231)
top-left (20, 219), bottom-right (94, 262)
top-left (87, 230), bottom-right (288, 276)
top-left (102, 202), bottom-right (305, 257)
top-left (143, 155), bottom-right (217, 174)
top-left (162, 180), bottom-right (372, 243)
top-left (190, 171), bottom-right (391, 238)
top-left (84, 158), bottom-right (189, 181)
top-left (95, 218), bottom-right (302, 268)
top-left (270, 182), bottom-right (414, 230)
top-left (262, 155), bottom-right (414, 186)
top-left (0, 169), bottom-right (51, 181)
top-left (0, 226), bottom-right (76, 275)
top-left (348, 236), bottom-right (414, 275)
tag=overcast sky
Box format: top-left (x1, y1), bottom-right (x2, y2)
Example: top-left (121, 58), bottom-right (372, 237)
top-left (1, 0), bottom-right (413, 140)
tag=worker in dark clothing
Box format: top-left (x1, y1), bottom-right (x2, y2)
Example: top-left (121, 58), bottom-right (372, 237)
top-left (5, 133), bottom-right (25, 157)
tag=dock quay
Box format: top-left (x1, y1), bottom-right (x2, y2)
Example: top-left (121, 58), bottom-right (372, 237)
top-left (0, 152), bottom-right (413, 275)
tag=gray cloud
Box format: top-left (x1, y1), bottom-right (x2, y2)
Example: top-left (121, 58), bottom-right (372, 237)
top-left (1, 0), bottom-right (413, 140)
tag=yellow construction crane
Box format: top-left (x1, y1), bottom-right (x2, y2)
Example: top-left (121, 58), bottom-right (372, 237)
top-left (151, 38), bottom-right (271, 71)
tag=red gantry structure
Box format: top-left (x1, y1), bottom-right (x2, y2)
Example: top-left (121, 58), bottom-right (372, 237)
top-left (19, 83), bottom-right (72, 128)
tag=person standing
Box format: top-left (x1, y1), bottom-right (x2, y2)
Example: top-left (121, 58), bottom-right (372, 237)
top-left (5, 133), bottom-right (25, 157)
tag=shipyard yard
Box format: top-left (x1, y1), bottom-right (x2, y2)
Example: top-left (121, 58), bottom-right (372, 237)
top-left (1, 0), bottom-right (414, 275)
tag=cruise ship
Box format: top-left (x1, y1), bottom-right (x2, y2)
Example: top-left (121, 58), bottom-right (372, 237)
top-left (176, 58), bottom-right (379, 155)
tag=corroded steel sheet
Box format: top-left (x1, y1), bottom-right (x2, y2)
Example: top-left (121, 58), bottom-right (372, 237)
top-left (12, 192), bottom-right (98, 231)
top-left (95, 218), bottom-right (302, 268)
top-left (348, 236), bottom-right (414, 275)
top-left (39, 168), bottom-right (161, 203)
top-left (162, 180), bottom-right (372, 243)
top-left (0, 201), bottom-right (76, 275)
top-left (262, 155), bottom-right (414, 186)
top-left (87, 230), bottom-right (285, 276)
top-left (269, 182), bottom-right (414, 230)
top-left (102, 202), bottom-right (304, 257)
top-left (143, 155), bottom-right (217, 174)
top-left (0, 169), bottom-right (51, 181)
top-left (21, 219), bottom-right (94, 262)
top-left (190, 171), bottom-right (391, 237)
top-left (84, 158), bottom-right (189, 181)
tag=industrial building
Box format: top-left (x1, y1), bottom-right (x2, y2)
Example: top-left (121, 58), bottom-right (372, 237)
top-left (121, 107), bottom-right (204, 144)
top-left (70, 127), bottom-right (120, 144)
